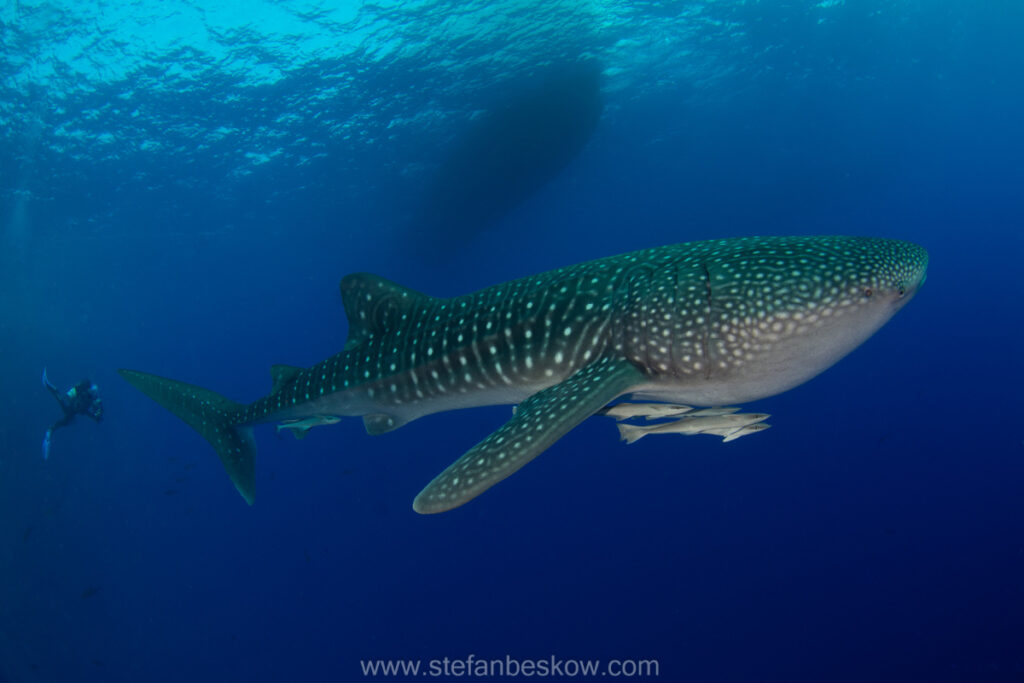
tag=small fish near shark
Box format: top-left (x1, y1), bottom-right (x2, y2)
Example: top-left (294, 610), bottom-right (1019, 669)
top-left (614, 409), bottom-right (771, 444)
top-left (276, 415), bottom-right (342, 440)
top-left (597, 402), bottom-right (696, 421)
top-left (120, 235), bottom-right (927, 513)
top-left (597, 402), bottom-right (771, 443)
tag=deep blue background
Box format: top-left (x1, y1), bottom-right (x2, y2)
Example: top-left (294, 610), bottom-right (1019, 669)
top-left (2, 1), bottom-right (1023, 681)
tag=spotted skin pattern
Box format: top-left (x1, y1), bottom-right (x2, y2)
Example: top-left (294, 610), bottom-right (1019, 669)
top-left (120, 235), bottom-right (928, 511)
top-left (413, 355), bottom-right (643, 513)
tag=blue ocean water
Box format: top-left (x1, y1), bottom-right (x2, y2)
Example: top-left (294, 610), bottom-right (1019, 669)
top-left (2, 0), bottom-right (1023, 681)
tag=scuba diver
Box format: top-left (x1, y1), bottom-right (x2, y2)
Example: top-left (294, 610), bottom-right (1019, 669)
top-left (42, 368), bottom-right (103, 460)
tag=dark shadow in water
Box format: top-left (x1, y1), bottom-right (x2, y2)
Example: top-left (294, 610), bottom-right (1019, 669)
top-left (414, 60), bottom-right (603, 254)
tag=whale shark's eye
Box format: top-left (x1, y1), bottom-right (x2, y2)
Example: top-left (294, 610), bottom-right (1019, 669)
top-left (897, 286), bottom-right (906, 297)
top-left (863, 288), bottom-right (873, 298)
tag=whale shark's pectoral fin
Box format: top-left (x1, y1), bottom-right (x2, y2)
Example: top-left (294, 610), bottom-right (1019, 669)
top-left (413, 356), bottom-right (644, 514)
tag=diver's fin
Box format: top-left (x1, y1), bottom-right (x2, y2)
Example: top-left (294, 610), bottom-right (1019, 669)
top-left (413, 356), bottom-right (644, 514)
top-left (118, 369), bottom-right (255, 504)
top-left (339, 273), bottom-right (437, 351)
top-left (42, 366), bottom-right (57, 393)
top-left (270, 364), bottom-right (304, 394)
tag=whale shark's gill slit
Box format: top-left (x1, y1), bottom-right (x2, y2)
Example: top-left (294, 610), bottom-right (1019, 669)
top-left (701, 263), bottom-right (712, 380)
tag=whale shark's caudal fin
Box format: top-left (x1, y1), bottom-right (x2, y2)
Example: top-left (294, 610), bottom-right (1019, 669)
top-left (118, 369), bottom-right (256, 504)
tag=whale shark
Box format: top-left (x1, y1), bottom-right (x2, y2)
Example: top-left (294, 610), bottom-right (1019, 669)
top-left (119, 235), bottom-right (927, 513)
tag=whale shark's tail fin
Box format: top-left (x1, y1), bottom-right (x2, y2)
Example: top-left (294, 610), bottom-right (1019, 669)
top-left (118, 369), bottom-right (256, 504)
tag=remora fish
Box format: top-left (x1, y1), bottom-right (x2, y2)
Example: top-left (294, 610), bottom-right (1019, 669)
top-left (707, 423), bottom-right (772, 443)
top-left (276, 415), bottom-right (342, 440)
top-left (616, 412), bottom-right (770, 444)
top-left (598, 402), bottom-right (695, 421)
top-left (119, 235), bottom-right (927, 513)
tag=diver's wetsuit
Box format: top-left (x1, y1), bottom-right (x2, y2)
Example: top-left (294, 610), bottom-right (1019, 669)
top-left (43, 369), bottom-right (103, 459)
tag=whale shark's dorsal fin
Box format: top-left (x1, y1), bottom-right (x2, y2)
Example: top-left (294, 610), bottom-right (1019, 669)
top-left (339, 273), bottom-right (437, 351)
top-left (270, 364), bottom-right (304, 394)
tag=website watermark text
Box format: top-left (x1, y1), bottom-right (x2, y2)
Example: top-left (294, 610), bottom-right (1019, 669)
top-left (360, 654), bottom-right (659, 678)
